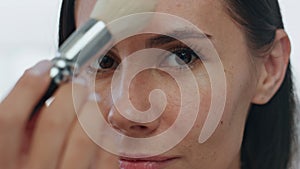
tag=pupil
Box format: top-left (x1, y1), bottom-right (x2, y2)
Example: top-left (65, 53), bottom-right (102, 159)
top-left (99, 56), bottom-right (114, 69)
top-left (175, 50), bottom-right (192, 65)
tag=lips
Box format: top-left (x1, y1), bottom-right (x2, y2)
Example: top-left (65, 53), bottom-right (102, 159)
top-left (119, 156), bottom-right (179, 169)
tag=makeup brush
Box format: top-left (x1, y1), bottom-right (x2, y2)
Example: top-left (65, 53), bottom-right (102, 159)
top-left (29, 0), bottom-right (158, 119)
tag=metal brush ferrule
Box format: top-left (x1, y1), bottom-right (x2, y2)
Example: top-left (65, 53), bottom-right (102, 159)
top-left (49, 58), bottom-right (74, 84)
top-left (50, 18), bottom-right (113, 85)
top-left (29, 18), bottom-right (113, 119)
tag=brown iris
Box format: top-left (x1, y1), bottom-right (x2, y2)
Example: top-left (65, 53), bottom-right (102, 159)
top-left (98, 55), bottom-right (115, 69)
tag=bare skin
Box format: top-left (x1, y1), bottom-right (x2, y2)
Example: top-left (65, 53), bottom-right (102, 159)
top-left (0, 0), bottom-right (290, 169)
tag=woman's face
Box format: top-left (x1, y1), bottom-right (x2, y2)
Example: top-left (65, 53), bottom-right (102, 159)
top-left (75, 0), bottom-right (261, 169)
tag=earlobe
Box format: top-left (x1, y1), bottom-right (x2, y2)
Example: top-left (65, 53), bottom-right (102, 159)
top-left (252, 30), bottom-right (291, 105)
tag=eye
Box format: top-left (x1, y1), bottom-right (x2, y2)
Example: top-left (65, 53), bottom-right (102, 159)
top-left (98, 55), bottom-right (118, 69)
top-left (90, 53), bottom-right (119, 74)
top-left (92, 54), bottom-right (119, 78)
top-left (160, 47), bottom-right (200, 68)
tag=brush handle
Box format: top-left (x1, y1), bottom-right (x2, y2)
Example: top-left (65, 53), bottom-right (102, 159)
top-left (28, 56), bottom-right (71, 121)
top-left (29, 79), bottom-right (58, 120)
top-left (28, 19), bottom-right (113, 121)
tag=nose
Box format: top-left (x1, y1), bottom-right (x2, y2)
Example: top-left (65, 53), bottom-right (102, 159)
top-left (107, 69), bottom-right (163, 138)
top-left (108, 105), bottom-right (161, 137)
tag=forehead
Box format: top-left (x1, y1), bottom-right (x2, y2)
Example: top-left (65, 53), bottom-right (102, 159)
top-left (74, 0), bottom-right (243, 58)
top-left (75, 0), bottom-right (227, 32)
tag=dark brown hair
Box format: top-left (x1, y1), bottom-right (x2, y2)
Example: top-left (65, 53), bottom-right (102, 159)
top-left (58, 0), bottom-right (297, 169)
top-left (223, 1), bottom-right (297, 169)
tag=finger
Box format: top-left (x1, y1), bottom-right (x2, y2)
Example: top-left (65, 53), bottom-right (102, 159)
top-left (59, 120), bottom-right (98, 169)
top-left (26, 78), bottom-right (89, 169)
top-left (0, 60), bottom-right (52, 169)
top-left (59, 94), bottom-right (102, 169)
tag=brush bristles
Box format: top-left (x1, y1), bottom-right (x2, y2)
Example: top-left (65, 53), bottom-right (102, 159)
top-left (91, 0), bottom-right (158, 23)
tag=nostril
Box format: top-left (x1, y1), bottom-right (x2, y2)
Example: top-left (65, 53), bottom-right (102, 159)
top-left (130, 125), bottom-right (148, 131)
top-left (108, 106), bottom-right (161, 137)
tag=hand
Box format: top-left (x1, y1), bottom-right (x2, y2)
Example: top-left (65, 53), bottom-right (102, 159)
top-left (0, 60), bottom-right (118, 169)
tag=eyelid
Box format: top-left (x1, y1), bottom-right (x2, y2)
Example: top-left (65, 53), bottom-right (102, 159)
top-left (89, 50), bottom-right (120, 73)
top-left (102, 50), bottom-right (121, 63)
top-left (158, 47), bottom-right (200, 70)
top-left (164, 42), bottom-right (206, 61)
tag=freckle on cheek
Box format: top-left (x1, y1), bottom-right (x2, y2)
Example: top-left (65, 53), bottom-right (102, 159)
top-left (176, 3), bottom-right (182, 8)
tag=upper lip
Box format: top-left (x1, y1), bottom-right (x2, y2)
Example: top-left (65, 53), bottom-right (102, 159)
top-left (119, 155), bottom-right (180, 162)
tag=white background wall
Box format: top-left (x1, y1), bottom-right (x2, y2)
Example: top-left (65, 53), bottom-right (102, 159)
top-left (0, 0), bottom-right (299, 100)
top-left (0, 0), bottom-right (61, 99)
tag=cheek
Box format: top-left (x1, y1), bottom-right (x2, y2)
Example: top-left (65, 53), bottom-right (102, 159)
top-left (170, 47), bottom-right (257, 158)
top-left (94, 77), bottom-right (114, 120)
top-left (153, 69), bottom-right (211, 133)
top-left (154, 64), bottom-right (211, 140)
top-left (221, 51), bottom-right (258, 120)
top-left (148, 68), bottom-right (213, 134)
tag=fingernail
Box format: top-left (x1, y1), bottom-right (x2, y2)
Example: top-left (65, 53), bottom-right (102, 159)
top-left (88, 92), bottom-right (102, 103)
top-left (28, 60), bottom-right (53, 76)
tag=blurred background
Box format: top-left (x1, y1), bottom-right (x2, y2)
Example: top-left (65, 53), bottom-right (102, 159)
top-left (0, 0), bottom-right (299, 100)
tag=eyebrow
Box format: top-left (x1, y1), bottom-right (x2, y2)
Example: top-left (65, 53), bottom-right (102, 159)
top-left (146, 28), bottom-right (212, 47)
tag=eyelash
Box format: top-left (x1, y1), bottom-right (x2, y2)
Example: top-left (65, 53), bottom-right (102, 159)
top-left (162, 44), bottom-right (204, 70)
top-left (91, 44), bottom-right (204, 76)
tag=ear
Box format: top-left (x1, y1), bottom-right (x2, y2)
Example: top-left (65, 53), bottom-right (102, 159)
top-left (252, 30), bottom-right (291, 105)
